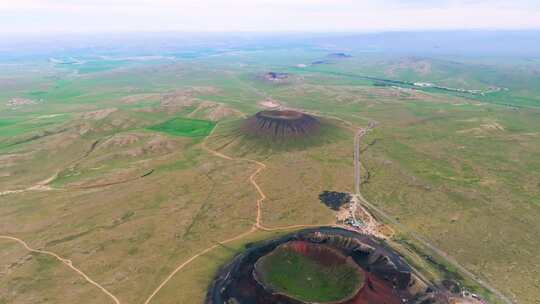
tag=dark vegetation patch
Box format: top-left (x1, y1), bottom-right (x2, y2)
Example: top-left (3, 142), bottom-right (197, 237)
top-left (264, 72), bottom-right (289, 80)
top-left (312, 60), bottom-right (330, 65)
top-left (258, 72), bottom-right (290, 84)
top-left (395, 237), bottom-right (465, 283)
top-left (327, 53), bottom-right (352, 59)
top-left (1, 127), bottom-right (70, 150)
top-left (308, 53), bottom-right (351, 66)
top-left (319, 191), bottom-right (351, 211)
top-left (148, 117), bottom-right (215, 137)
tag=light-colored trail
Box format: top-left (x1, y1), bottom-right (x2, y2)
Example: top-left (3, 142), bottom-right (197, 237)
top-left (0, 172), bottom-right (59, 196)
top-left (145, 124), bottom-right (325, 304)
top-left (201, 126), bottom-right (317, 232)
top-left (0, 235), bottom-right (120, 304)
top-left (142, 227), bottom-right (257, 304)
top-left (154, 116), bottom-right (512, 304)
top-left (3, 112), bottom-right (511, 304)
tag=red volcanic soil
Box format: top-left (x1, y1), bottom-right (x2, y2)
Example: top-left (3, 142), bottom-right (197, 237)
top-left (206, 227), bottom-right (448, 304)
top-left (285, 241), bottom-right (402, 304)
top-left (286, 241), bottom-right (357, 268)
top-left (345, 273), bottom-right (402, 304)
top-left (242, 110), bottom-right (321, 139)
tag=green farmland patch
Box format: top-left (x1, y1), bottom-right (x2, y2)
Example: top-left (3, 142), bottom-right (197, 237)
top-left (0, 114), bottom-right (69, 138)
top-left (148, 117), bottom-right (215, 137)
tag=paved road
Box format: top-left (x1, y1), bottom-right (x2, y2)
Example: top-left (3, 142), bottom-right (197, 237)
top-left (353, 124), bottom-right (513, 304)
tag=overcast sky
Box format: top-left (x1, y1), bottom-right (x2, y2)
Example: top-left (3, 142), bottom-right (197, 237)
top-left (1, 0), bottom-right (539, 33)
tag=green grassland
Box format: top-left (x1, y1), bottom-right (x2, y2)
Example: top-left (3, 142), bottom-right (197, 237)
top-left (148, 117), bottom-right (215, 137)
top-left (256, 245), bottom-right (363, 303)
top-left (0, 114), bottom-right (71, 140)
top-left (1, 49), bottom-right (540, 304)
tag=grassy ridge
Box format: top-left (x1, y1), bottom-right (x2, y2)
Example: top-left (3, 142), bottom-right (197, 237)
top-left (0, 115), bottom-right (70, 138)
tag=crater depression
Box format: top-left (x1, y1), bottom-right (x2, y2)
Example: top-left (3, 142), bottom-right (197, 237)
top-left (206, 227), bottom-right (454, 304)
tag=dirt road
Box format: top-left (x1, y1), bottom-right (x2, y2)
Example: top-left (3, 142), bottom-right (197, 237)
top-left (0, 172), bottom-right (58, 196)
top-left (352, 124), bottom-right (513, 304)
top-left (353, 127), bottom-right (367, 195)
top-left (0, 235), bottom-right (120, 304)
top-left (0, 121), bottom-right (323, 304)
top-left (144, 124), bottom-right (325, 304)
top-left (1, 111), bottom-right (511, 304)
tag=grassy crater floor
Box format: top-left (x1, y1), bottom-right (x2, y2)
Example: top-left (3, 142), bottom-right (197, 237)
top-left (254, 242), bottom-right (365, 303)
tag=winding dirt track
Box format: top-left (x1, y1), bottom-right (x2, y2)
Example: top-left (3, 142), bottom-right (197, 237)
top-left (0, 235), bottom-right (120, 304)
top-left (1, 111), bottom-right (510, 304)
top-left (0, 172), bottom-right (59, 196)
top-left (143, 124), bottom-right (327, 304)
top-left (1, 119), bottom-right (321, 304)
top-left (81, 117), bottom-right (513, 304)
top-left (142, 228), bottom-right (257, 304)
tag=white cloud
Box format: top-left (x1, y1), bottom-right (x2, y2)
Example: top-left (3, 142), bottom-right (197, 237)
top-left (0, 0), bottom-right (539, 33)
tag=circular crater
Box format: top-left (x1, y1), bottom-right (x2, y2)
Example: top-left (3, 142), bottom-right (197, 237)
top-left (206, 227), bottom-right (452, 304)
top-left (254, 241), bottom-right (365, 303)
top-left (242, 110), bottom-right (321, 140)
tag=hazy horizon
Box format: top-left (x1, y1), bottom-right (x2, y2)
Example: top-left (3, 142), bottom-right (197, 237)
top-left (1, 0), bottom-right (540, 34)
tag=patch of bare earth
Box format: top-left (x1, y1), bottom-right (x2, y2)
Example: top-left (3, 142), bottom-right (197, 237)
top-left (259, 98), bottom-right (281, 109)
top-left (6, 98), bottom-right (36, 107)
top-left (78, 108), bottom-right (118, 121)
top-left (207, 104), bottom-right (244, 120)
top-left (187, 100), bottom-right (244, 121)
top-left (120, 94), bottom-right (161, 104)
top-left (121, 87), bottom-right (242, 121)
top-left (101, 134), bottom-right (141, 148)
top-left (385, 57), bottom-right (433, 77)
top-left (160, 87), bottom-right (218, 107)
top-left (457, 119), bottom-right (506, 135)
